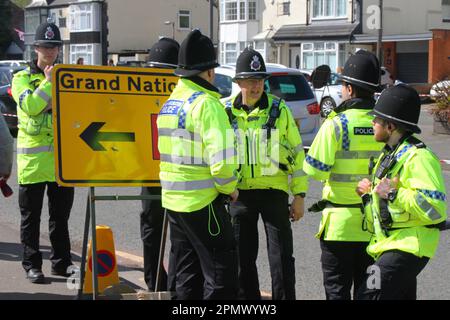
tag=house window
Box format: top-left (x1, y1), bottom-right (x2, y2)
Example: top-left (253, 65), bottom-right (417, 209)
top-left (248, 1), bottom-right (257, 20)
top-left (70, 4), bottom-right (93, 31)
top-left (254, 40), bottom-right (265, 59)
top-left (239, 1), bottom-right (246, 20)
top-left (221, 0), bottom-right (256, 21)
top-left (178, 10), bottom-right (190, 29)
top-left (312, 0), bottom-right (346, 19)
top-left (301, 42), bottom-right (339, 72)
top-left (25, 10), bottom-right (41, 34)
top-left (70, 44), bottom-right (93, 65)
top-left (59, 17), bottom-right (66, 28)
top-left (220, 42), bottom-right (239, 64)
top-left (278, 1), bottom-right (290, 16)
top-left (443, 0), bottom-right (450, 22)
top-left (223, 0), bottom-right (238, 21)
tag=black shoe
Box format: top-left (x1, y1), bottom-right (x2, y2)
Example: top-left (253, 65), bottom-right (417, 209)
top-left (51, 264), bottom-right (79, 277)
top-left (27, 269), bottom-right (45, 284)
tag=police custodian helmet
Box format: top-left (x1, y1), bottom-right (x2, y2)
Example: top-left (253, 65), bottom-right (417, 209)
top-left (147, 37), bottom-right (180, 69)
top-left (175, 29), bottom-right (219, 77)
top-left (234, 47), bottom-right (270, 80)
top-left (369, 84), bottom-right (422, 134)
top-left (34, 18), bottom-right (62, 48)
top-left (339, 50), bottom-right (380, 92)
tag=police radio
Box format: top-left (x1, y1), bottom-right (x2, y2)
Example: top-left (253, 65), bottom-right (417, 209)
top-left (375, 154), bottom-right (397, 180)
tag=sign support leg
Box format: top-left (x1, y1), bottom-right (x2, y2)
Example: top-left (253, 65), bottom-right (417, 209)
top-left (89, 187), bottom-right (99, 300)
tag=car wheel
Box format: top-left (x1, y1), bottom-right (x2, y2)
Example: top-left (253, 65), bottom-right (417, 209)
top-left (320, 97), bottom-right (336, 117)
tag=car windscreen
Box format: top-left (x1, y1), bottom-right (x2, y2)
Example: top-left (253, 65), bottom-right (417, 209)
top-left (214, 73), bottom-right (233, 98)
top-left (265, 74), bottom-right (314, 101)
top-left (0, 70), bottom-right (11, 87)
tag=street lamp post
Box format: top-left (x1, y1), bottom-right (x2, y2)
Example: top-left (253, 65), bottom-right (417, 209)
top-left (164, 20), bottom-right (175, 39)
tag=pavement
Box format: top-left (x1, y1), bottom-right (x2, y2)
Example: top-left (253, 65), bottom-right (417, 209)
top-left (0, 221), bottom-right (150, 300)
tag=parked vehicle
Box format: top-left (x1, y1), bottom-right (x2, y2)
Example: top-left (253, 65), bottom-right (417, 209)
top-left (300, 69), bottom-right (343, 116)
top-left (430, 80), bottom-right (450, 101)
top-left (0, 65), bottom-right (26, 136)
top-left (214, 63), bottom-right (321, 147)
top-left (0, 60), bottom-right (28, 68)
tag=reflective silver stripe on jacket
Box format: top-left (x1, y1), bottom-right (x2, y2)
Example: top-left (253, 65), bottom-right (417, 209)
top-left (209, 147), bottom-right (237, 165)
top-left (159, 153), bottom-right (207, 166)
top-left (35, 88), bottom-right (51, 104)
top-left (160, 179), bottom-right (215, 190)
top-left (294, 144), bottom-right (304, 153)
top-left (415, 192), bottom-right (442, 221)
top-left (329, 173), bottom-right (370, 183)
top-left (214, 176), bottom-right (237, 186)
top-left (332, 119), bottom-right (341, 141)
top-left (335, 150), bottom-right (381, 160)
top-left (17, 145), bottom-right (53, 154)
top-left (158, 128), bottom-right (202, 143)
top-left (292, 169), bottom-right (307, 178)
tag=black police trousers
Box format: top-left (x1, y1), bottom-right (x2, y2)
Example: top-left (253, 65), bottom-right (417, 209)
top-left (320, 239), bottom-right (374, 300)
top-left (19, 182), bottom-right (74, 272)
top-left (356, 249), bottom-right (429, 300)
top-left (140, 187), bottom-right (172, 291)
top-left (230, 189), bottom-right (296, 300)
top-left (167, 194), bottom-right (238, 300)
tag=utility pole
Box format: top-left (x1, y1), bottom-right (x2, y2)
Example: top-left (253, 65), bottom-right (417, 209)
top-left (210, 0), bottom-right (214, 42)
top-left (376, 0), bottom-right (383, 63)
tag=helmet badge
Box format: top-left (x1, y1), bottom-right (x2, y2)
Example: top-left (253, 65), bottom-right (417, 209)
top-left (45, 26), bottom-right (55, 40)
top-left (250, 55), bottom-right (261, 71)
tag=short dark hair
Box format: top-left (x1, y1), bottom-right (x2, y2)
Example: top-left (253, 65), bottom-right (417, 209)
top-left (344, 82), bottom-right (374, 99)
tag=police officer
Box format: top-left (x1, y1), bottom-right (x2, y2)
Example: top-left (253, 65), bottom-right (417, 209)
top-left (356, 85), bottom-right (448, 300)
top-left (12, 20), bottom-right (76, 283)
top-left (223, 48), bottom-right (308, 300)
top-left (140, 37), bottom-right (179, 292)
top-left (303, 50), bottom-right (384, 299)
top-left (157, 29), bottom-right (239, 300)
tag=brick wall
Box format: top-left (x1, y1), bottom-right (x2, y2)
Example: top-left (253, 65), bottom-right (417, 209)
top-left (429, 29), bottom-right (450, 83)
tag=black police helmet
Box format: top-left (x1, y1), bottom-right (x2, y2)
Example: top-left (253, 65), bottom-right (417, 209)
top-left (174, 29), bottom-right (219, 77)
top-left (234, 47), bottom-right (270, 80)
top-left (339, 50), bottom-right (380, 92)
top-left (147, 37), bottom-right (180, 69)
top-left (34, 19), bottom-right (62, 48)
top-left (368, 84), bottom-right (422, 134)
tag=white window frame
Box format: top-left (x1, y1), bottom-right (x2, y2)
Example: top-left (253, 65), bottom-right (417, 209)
top-left (248, 1), bottom-right (257, 20)
top-left (301, 41), bottom-right (340, 71)
top-left (178, 10), bottom-right (191, 30)
top-left (70, 44), bottom-right (93, 65)
top-left (221, 0), bottom-right (256, 22)
top-left (312, 0), bottom-right (347, 20)
top-left (70, 3), bottom-right (93, 31)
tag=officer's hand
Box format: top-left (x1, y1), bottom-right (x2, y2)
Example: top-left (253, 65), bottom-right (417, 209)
top-left (229, 189), bottom-right (239, 203)
top-left (374, 176), bottom-right (399, 199)
top-left (44, 65), bottom-right (54, 82)
top-left (356, 178), bottom-right (372, 196)
top-left (290, 196), bottom-right (304, 222)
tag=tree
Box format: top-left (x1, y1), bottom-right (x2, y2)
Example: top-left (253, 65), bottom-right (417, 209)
top-left (0, 0), bottom-right (12, 59)
top-left (11, 0), bottom-right (32, 9)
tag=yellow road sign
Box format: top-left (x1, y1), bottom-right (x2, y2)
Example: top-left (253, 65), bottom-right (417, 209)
top-left (53, 65), bottom-right (178, 187)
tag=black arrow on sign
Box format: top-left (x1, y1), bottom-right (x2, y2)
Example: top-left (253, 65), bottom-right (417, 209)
top-left (80, 122), bottom-right (135, 151)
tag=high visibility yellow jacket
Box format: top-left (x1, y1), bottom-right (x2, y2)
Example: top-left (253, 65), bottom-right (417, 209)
top-left (362, 136), bottom-right (447, 260)
top-left (303, 98), bottom-right (384, 241)
top-left (12, 62), bottom-right (55, 184)
top-left (157, 77), bottom-right (238, 212)
top-left (222, 92), bottom-right (308, 195)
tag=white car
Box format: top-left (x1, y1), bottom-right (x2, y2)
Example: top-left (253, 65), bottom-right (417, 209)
top-left (301, 66), bottom-right (394, 115)
top-left (300, 70), bottom-right (343, 116)
top-left (214, 63), bottom-right (321, 147)
top-left (430, 80), bottom-right (450, 101)
top-left (0, 60), bottom-right (28, 68)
